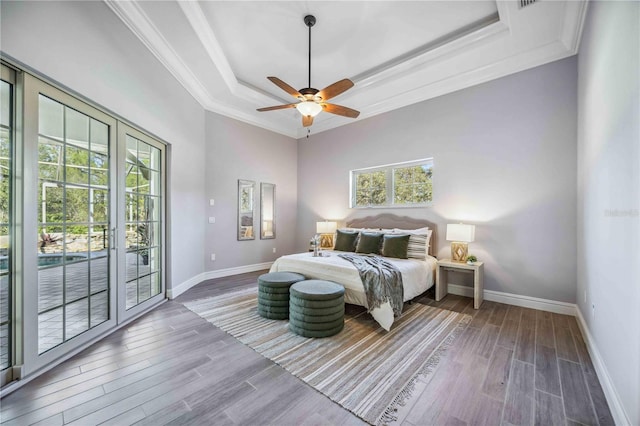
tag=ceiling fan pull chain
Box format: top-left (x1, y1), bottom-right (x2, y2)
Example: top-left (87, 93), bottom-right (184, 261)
top-left (307, 128), bottom-right (311, 139)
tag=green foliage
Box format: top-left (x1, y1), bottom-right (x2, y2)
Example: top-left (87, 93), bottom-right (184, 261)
top-left (37, 139), bottom-right (109, 235)
top-left (0, 130), bottom-right (10, 237)
top-left (355, 171), bottom-right (386, 207)
top-left (394, 165), bottom-right (433, 205)
top-left (354, 163), bottom-right (433, 207)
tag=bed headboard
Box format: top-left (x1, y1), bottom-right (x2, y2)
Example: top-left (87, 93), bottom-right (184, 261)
top-left (346, 213), bottom-right (437, 257)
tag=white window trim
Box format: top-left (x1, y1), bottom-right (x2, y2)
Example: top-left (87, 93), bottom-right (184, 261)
top-left (350, 158), bottom-right (433, 209)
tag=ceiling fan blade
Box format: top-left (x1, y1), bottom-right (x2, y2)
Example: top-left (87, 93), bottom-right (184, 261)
top-left (267, 77), bottom-right (303, 99)
top-left (302, 115), bottom-right (314, 127)
top-left (317, 79), bottom-right (354, 102)
top-left (321, 103), bottom-right (360, 118)
top-left (257, 103), bottom-right (297, 112)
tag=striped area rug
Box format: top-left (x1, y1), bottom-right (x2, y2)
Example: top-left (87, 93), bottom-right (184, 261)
top-left (184, 287), bottom-right (470, 425)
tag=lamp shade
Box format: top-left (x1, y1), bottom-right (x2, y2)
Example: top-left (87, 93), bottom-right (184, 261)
top-left (446, 223), bottom-right (475, 242)
top-left (316, 221), bottom-right (337, 234)
top-left (296, 101), bottom-right (322, 117)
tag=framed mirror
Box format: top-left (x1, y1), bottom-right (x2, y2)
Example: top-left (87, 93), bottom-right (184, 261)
top-left (238, 179), bottom-right (256, 240)
top-left (260, 183), bottom-right (276, 239)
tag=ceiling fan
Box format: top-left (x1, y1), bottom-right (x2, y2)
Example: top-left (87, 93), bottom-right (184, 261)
top-left (257, 14), bottom-right (360, 128)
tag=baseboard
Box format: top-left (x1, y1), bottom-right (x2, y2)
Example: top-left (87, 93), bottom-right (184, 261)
top-left (168, 262), bottom-right (274, 299)
top-left (447, 284), bottom-right (576, 315)
top-left (574, 307), bottom-right (631, 426)
top-left (167, 273), bottom-right (206, 299)
top-left (447, 283), bottom-right (630, 424)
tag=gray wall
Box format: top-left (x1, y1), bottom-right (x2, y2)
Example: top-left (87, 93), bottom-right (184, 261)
top-left (577, 2), bottom-right (640, 424)
top-left (1, 1), bottom-right (207, 289)
top-left (205, 112), bottom-right (298, 270)
top-left (297, 57), bottom-right (578, 303)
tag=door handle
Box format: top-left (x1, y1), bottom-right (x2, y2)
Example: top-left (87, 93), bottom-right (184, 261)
top-left (110, 227), bottom-right (117, 250)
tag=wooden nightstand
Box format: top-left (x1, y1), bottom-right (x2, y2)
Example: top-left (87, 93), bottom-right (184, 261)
top-left (436, 259), bottom-right (484, 309)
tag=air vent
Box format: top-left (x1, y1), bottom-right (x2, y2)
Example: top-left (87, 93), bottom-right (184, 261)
top-left (519, 0), bottom-right (538, 8)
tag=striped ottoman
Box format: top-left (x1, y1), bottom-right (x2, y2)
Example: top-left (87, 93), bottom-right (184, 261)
top-left (289, 280), bottom-right (345, 338)
top-left (257, 272), bottom-right (305, 320)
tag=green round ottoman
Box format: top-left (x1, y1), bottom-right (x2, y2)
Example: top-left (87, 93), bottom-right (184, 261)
top-left (288, 280), bottom-right (345, 338)
top-left (258, 272), bottom-right (305, 320)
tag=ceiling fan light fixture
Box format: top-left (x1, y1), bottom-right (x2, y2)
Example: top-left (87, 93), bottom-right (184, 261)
top-left (296, 100), bottom-right (322, 117)
top-left (256, 15), bottom-right (359, 127)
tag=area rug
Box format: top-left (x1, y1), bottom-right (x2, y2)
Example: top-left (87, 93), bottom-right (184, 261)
top-left (184, 287), bottom-right (470, 425)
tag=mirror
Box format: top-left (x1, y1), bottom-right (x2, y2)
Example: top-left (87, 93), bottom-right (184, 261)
top-left (260, 183), bottom-right (276, 239)
top-left (238, 179), bottom-right (255, 240)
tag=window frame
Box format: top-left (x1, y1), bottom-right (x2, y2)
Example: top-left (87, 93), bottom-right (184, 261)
top-left (1, 64), bottom-right (16, 386)
top-left (350, 158), bottom-right (434, 209)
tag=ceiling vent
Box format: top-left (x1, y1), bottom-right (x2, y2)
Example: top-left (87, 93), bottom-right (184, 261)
top-left (519, 0), bottom-right (538, 9)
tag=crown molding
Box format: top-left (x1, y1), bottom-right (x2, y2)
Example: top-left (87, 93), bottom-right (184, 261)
top-left (104, 0), bottom-right (211, 107)
top-left (560, 0), bottom-right (589, 53)
top-left (105, 0), bottom-right (298, 138)
top-left (296, 38), bottom-right (574, 138)
top-left (106, 0), bottom-right (589, 140)
top-left (177, 1), bottom-right (287, 106)
top-left (352, 14), bottom-right (504, 91)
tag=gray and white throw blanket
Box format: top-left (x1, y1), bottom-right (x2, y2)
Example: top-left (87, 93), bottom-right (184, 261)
top-left (338, 253), bottom-right (404, 317)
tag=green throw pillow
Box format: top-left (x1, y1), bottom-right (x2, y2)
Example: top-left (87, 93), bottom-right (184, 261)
top-left (334, 229), bottom-right (358, 252)
top-left (355, 232), bottom-right (383, 254)
top-left (381, 234), bottom-right (410, 259)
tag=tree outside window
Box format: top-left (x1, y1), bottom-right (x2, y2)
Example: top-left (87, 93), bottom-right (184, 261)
top-left (393, 164), bottom-right (433, 205)
top-left (351, 159), bottom-right (433, 208)
top-left (354, 171), bottom-right (386, 207)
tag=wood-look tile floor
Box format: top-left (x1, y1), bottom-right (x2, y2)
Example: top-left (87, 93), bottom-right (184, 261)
top-left (0, 271), bottom-right (614, 426)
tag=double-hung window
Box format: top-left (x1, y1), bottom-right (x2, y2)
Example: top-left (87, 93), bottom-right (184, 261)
top-left (350, 158), bottom-right (433, 208)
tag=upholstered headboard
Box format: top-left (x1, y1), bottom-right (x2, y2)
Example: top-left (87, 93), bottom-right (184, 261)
top-left (346, 214), bottom-right (437, 257)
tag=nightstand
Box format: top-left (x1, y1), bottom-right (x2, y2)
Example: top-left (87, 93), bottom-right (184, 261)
top-left (436, 259), bottom-right (484, 309)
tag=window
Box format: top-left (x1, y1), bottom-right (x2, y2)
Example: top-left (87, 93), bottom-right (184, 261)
top-left (351, 158), bottom-right (433, 208)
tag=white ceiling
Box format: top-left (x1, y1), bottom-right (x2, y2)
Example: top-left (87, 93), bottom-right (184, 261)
top-left (105, 1), bottom-right (588, 139)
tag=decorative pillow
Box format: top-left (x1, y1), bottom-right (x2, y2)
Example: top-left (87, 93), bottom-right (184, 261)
top-left (406, 234), bottom-right (429, 260)
top-left (393, 227), bottom-right (430, 235)
top-left (381, 234), bottom-right (410, 259)
top-left (333, 229), bottom-right (359, 252)
top-left (355, 232), bottom-right (383, 254)
top-left (393, 227), bottom-right (432, 259)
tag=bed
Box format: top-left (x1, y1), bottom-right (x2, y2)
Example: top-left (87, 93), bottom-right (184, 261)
top-left (269, 215), bottom-right (437, 331)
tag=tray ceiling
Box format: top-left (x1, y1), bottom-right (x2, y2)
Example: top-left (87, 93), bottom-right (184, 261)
top-left (105, 1), bottom-right (588, 139)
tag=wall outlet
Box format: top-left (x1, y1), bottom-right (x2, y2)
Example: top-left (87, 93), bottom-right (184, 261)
top-left (272, 247), bottom-right (276, 253)
top-left (209, 199), bottom-right (215, 206)
top-left (211, 253), bottom-right (216, 261)
top-left (208, 217), bottom-right (215, 224)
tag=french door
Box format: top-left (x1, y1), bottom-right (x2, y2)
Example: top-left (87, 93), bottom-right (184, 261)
top-left (1, 65), bottom-right (16, 386)
top-left (117, 123), bottom-right (165, 322)
top-left (14, 72), bottom-right (165, 378)
top-left (21, 75), bottom-right (119, 374)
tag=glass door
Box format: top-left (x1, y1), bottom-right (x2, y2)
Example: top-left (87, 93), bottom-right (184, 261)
top-left (1, 67), bottom-right (166, 382)
top-left (117, 123), bottom-right (165, 321)
top-left (1, 65), bottom-right (15, 386)
top-left (21, 75), bottom-right (118, 375)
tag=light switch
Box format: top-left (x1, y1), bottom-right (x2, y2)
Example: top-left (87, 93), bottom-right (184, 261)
top-left (209, 199), bottom-right (215, 206)
top-left (208, 217), bottom-right (216, 224)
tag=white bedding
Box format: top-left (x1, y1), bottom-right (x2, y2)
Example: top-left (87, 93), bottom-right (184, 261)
top-left (269, 251), bottom-right (437, 331)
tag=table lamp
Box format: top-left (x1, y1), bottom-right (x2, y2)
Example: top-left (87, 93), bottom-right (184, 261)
top-left (446, 223), bottom-right (475, 262)
top-left (316, 221), bottom-right (337, 249)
